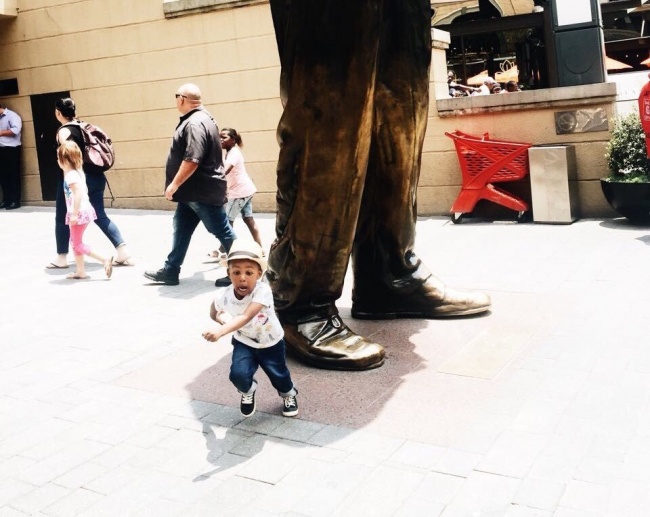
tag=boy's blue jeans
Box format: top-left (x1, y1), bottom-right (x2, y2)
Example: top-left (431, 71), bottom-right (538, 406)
top-left (229, 337), bottom-right (296, 396)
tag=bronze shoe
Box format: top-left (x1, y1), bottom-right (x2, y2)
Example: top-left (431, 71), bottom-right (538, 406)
top-left (283, 314), bottom-right (385, 370)
top-left (351, 274), bottom-right (491, 320)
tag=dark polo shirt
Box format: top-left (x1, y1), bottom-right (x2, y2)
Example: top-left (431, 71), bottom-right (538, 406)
top-left (165, 106), bottom-right (227, 205)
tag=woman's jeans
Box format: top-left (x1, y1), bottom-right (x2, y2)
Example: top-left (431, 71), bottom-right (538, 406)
top-left (163, 201), bottom-right (236, 275)
top-left (229, 337), bottom-right (296, 396)
top-left (55, 172), bottom-right (125, 254)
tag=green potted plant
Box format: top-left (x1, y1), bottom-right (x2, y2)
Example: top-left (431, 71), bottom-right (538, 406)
top-left (601, 112), bottom-right (650, 223)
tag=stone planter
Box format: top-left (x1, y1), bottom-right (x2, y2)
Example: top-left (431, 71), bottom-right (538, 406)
top-left (600, 179), bottom-right (650, 223)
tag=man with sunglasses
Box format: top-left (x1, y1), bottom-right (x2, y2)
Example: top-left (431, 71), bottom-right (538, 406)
top-left (144, 83), bottom-right (236, 286)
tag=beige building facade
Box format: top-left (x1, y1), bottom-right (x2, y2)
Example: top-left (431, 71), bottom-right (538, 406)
top-left (0, 0), bottom-right (620, 217)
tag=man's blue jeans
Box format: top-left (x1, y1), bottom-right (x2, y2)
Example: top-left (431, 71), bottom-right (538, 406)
top-left (55, 172), bottom-right (125, 254)
top-left (229, 337), bottom-right (296, 396)
top-left (163, 201), bottom-right (236, 275)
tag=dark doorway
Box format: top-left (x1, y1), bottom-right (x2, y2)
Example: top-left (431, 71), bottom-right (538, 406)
top-left (30, 91), bottom-right (69, 201)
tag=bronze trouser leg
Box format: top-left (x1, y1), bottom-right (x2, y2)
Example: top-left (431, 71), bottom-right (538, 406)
top-left (352, 0), bottom-right (432, 301)
top-left (267, 0), bottom-right (383, 324)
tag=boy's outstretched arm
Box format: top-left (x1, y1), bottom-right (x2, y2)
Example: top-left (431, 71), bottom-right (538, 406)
top-left (203, 302), bottom-right (264, 342)
top-left (209, 302), bottom-right (231, 324)
top-left (209, 303), bottom-right (222, 323)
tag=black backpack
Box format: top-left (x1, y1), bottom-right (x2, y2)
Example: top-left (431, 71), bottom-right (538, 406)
top-left (64, 120), bottom-right (115, 173)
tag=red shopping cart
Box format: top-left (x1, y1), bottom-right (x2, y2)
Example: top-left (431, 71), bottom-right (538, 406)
top-left (445, 130), bottom-right (532, 223)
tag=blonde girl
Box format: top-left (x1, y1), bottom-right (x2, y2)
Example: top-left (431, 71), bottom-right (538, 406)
top-left (57, 141), bottom-right (113, 280)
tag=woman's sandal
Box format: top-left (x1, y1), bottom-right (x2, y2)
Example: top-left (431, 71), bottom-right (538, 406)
top-left (105, 257), bottom-right (113, 279)
top-left (67, 273), bottom-right (90, 280)
top-left (46, 262), bottom-right (69, 269)
top-left (113, 258), bottom-right (135, 266)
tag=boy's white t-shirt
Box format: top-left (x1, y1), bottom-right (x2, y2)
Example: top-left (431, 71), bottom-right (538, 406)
top-left (213, 281), bottom-right (284, 348)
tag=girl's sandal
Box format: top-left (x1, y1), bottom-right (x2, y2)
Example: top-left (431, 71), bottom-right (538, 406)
top-left (105, 257), bottom-right (114, 279)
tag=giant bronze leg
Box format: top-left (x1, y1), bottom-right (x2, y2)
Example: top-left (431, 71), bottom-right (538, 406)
top-left (267, 0), bottom-right (385, 370)
top-left (351, 0), bottom-right (491, 319)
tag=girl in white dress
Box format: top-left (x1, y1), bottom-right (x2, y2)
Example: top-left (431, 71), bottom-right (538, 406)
top-left (57, 141), bottom-right (113, 280)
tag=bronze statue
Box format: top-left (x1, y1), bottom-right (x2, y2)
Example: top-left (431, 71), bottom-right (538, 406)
top-left (266, 0), bottom-right (491, 370)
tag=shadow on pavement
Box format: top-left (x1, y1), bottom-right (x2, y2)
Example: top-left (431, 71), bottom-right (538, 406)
top-left (185, 315), bottom-right (429, 478)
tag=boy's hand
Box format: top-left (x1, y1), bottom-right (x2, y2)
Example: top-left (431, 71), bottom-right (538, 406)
top-left (202, 328), bottom-right (223, 342)
top-left (215, 310), bottom-right (232, 325)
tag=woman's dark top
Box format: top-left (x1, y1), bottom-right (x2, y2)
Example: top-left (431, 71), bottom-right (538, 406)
top-left (57, 122), bottom-right (104, 175)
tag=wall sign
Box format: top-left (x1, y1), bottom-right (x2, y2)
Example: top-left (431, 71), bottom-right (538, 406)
top-left (555, 109), bottom-right (608, 134)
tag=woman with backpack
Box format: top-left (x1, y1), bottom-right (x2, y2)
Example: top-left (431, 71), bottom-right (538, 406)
top-left (46, 97), bottom-right (134, 269)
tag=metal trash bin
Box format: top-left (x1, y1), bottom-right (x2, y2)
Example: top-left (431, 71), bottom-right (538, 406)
top-left (528, 144), bottom-right (578, 224)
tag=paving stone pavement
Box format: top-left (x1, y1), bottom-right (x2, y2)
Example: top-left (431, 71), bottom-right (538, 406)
top-left (1, 206), bottom-right (650, 516)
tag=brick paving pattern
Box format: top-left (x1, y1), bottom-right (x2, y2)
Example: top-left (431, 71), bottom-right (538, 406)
top-left (1, 207), bottom-right (649, 516)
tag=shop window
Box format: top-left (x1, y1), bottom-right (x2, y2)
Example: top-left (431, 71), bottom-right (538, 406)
top-left (446, 26), bottom-right (547, 91)
top-left (436, 8), bottom-right (547, 94)
top-left (601, 0), bottom-right (650, 74)
top-left (437, 0), bottom-right (650, 95)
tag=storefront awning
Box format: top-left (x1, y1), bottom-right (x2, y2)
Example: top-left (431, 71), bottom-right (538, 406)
top-left (606, 56), bottom-right (632, 70)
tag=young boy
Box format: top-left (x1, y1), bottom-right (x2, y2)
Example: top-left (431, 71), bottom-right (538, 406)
top-left (202, 239), bottom-right (298, 418)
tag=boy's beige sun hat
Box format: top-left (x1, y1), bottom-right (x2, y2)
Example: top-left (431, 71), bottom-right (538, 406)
top-left (226, 239), bottom-right (266, 271)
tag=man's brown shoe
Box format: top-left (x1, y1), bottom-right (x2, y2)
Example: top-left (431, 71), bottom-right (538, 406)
top-left (352, 274), bottom-right (491, 320)
top-left (283, 315), bottom-right (385, 370)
